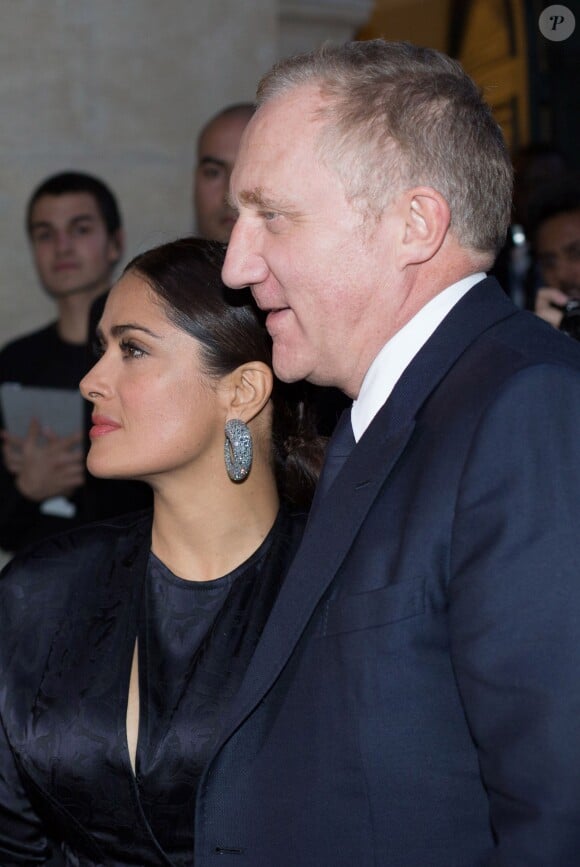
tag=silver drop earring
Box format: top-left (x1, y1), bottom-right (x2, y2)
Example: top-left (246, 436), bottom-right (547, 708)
top-left (224, 419), bottom-right (253, 481)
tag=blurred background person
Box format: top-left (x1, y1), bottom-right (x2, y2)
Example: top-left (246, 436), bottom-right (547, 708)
top-left (194, 103), bottom-right (256, 243)
top-left (490, 143), bottom-right (568, 308)
top-left (528, 175), bottom-right (580, 337)
top-left (0, 171), bottom-right (123, 553)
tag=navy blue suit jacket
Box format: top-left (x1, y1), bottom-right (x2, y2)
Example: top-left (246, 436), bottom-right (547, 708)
top-left (195, 278), bottom-right (580, 866)
top-left (2, 279), bottom-right (580, 866)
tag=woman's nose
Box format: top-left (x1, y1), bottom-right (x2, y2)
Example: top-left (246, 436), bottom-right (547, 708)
top-left (80, 355), bottom-right (110, 402)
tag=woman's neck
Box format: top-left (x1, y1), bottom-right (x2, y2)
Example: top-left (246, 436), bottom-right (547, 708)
top-left (150, 473), bottom-right (279, 583)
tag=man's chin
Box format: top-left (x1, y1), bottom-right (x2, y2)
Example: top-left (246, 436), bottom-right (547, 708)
top-left (43, 280), bottom-right (107, 300)
top-left (272, 356), bottom-right (304, 385)
top-left (272, 349), bottom-right (313, 385)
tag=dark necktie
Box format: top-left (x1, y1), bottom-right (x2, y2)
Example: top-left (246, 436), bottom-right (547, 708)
top-left (316, 408), bottom-right (356, 501)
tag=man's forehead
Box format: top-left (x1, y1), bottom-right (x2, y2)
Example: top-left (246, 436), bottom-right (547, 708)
top-left (537, 209), bottom-right (580, 244)
top-left (255, 84), bottom-right (326, 127)
top-left (30, 192), bottom-right (101, 223)
top-left (237, 91), bottom-right (325, 162)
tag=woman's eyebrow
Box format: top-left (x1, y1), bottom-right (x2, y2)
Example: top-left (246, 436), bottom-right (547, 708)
top-left (109, 323), bottom-right (163, 339)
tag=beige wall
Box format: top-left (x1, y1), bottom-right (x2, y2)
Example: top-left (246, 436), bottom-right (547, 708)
top-left (359, 0), bottom-right (451, 51)
top-left (0, 0), bottom-right (277, 346)
top-left (0, 0), bottom-right (376, 349)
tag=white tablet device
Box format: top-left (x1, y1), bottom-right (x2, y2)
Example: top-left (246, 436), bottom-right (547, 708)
top-left (0, 382), bottom-right (83, 439)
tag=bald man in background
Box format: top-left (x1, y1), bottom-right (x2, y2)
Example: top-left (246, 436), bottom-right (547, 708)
top-left (194, 103), bottom-right (255, 243)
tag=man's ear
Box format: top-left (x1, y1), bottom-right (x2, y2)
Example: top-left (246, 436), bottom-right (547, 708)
top-left (224, 361), bottom-right (273, 424)
top-left (397, 186), bottom-right (451, 268)
top-left (108, 228), bottom-right (125, 268)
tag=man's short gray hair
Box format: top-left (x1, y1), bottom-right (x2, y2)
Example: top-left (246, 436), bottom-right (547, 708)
top-left (257, 40), bottom-right (513, 256)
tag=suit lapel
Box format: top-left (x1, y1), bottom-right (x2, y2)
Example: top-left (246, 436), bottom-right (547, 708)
top-left (219, 278), bottom-right (517, 739)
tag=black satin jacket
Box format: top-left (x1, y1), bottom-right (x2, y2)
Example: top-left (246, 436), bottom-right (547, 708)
top-left (0, 509), bottom-right (305, 866)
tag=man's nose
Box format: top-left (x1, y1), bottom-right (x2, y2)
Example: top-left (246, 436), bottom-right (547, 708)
top-left (54, 231), bottom-right (74, 254)
top-left (222, 219), bottom-right (269, 289)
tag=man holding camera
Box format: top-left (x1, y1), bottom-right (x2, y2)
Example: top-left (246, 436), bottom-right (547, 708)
top-left (532, 176), bottom-right (580, 336)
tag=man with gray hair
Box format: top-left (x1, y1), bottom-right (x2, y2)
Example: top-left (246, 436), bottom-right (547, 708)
top-left (204, 41), bottom-right (580, 865)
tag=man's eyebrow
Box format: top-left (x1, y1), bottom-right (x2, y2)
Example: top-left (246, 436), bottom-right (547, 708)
top-left (30, 214), bottom-right (97, 232)
top-left (69, 214), bottom-right (97, 223)
top-left (199, 156), bottom-right (227, 169)
top-left (232, 187), bottom-right (299, 215)
top-left (29, 220), bottom-right (53, 232)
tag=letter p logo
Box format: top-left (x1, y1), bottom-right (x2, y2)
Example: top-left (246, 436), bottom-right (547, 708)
top-left (539, 5), bottom-right (576, 41)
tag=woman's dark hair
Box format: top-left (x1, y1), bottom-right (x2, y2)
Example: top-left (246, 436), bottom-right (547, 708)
top-left (124, 236), bottom-right (326, 507)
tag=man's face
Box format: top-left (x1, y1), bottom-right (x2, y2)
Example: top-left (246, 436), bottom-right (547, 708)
top-left (29, 192), bottom-right (121, 299)
top-left (194, 112), bottom-right (252, 243)
top-left (535, 209), bottom-right (580, 297)
top-left (222, 86), bottom-right (400, 397)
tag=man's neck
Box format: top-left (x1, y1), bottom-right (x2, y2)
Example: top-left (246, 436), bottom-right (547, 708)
top-left (56, 285), bottom-right (109, 344)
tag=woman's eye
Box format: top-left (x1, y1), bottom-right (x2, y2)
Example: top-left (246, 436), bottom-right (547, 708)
top-left (120, 340), bottom-right (146, 359)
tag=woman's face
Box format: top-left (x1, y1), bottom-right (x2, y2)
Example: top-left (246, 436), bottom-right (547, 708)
top-left (81, 272), bottom-right (229, 483)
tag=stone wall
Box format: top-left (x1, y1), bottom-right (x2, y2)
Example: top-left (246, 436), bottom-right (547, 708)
top-left (0, 0), bottom-right (277, 345)
top-left (0, 0), bottom-right (374, 348)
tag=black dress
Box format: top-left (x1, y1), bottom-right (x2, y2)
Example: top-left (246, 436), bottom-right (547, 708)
top-left (0, 507), bottom-right (306, 865)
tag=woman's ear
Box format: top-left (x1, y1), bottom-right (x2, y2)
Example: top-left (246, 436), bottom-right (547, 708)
top-left (224, 361), bottom-right (273, 423)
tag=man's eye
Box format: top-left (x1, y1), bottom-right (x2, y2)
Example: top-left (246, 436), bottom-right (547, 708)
top-left (537, 256), bottom-right (555, 271)
top-left (200, 167), bottom-right (222, 181)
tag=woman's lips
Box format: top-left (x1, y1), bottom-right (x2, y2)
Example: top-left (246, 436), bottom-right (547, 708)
top-left (89, 416), bottom-right (121, 438)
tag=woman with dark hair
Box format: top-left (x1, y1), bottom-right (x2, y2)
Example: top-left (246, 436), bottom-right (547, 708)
top-left (0, 237), bottom-right (324, 865)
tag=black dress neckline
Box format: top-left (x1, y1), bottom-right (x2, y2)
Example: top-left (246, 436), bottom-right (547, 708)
top-left (135, 507), bottom-right (302, 864)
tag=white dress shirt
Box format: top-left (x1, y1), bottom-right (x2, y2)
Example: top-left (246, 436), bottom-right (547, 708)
top-left (350, 273), bottom-right (486, 442)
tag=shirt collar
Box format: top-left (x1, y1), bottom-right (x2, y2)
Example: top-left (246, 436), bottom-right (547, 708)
top-left (350, 273), bottom-right (486, 441)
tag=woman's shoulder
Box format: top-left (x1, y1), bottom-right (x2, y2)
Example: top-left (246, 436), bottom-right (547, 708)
top-left (0, 511), bottom-right (152, 670)
top-left (0, 509), bottom-right (152, 595)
